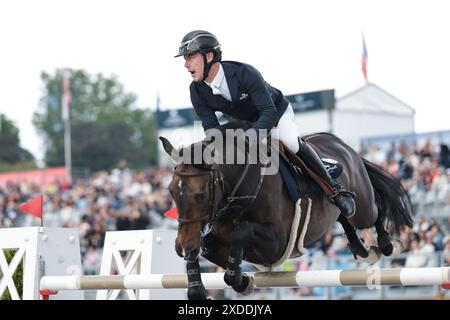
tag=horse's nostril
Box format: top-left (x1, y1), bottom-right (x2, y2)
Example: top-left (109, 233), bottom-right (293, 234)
top-left (175, 242), bottom-right (184, 258)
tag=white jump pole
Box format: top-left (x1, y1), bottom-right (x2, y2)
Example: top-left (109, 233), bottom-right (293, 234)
top-left (41, 267), bottom-right (450, 292)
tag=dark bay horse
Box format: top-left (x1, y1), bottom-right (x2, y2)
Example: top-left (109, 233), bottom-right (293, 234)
top-left (160, 121), bottom-right (413, 300)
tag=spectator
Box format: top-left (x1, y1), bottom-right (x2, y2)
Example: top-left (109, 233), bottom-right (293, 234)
top-left (439, 144), bottom-right (450, 169)
top-left (83, 245), bottom-right (102, 275)
top-left (405, 240), bottom-right (428, 268)
top-left (443, 239), bottom-right (450, 267)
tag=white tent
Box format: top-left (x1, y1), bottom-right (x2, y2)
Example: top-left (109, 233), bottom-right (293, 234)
top-left (294, 83), bottom-right (415, 151)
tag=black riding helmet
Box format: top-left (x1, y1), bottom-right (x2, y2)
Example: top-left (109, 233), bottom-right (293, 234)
top-left (175, 30), bottom-right (222, 81)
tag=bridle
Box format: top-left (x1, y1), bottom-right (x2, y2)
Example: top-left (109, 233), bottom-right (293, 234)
top-left (173, 162), bottom-right (265, 226)
top-left (173, 166), bottom-right (223, 225)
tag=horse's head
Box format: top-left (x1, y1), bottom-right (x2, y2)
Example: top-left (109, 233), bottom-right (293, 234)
top-left (160, 136), bottom-right (222, 262)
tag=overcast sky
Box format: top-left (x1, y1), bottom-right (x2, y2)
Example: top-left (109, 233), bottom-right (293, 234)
top-left (1, 0), bottom-right (449, 162)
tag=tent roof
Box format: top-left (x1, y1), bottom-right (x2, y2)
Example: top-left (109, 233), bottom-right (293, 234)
top-left (336, 82), bottom-right (415, 115)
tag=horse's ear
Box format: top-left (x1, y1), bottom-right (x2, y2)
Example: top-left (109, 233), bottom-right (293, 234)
top-left (159, 136), bottom-right (177, 157)
top-left (159, 136), bottom-right (183, 163)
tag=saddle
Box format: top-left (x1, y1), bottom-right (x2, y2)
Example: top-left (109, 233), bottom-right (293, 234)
top-left (275, 139), bottom-right (343, 202)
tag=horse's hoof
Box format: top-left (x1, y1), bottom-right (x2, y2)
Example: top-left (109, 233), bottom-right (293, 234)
top-left (236, 275), bottom-right (255, 296)
top-left (187, 286), bottom-right (208, 300)
top-left (349, 238), bottom-right (369, 258)
top-left (380, 242), bottom-right (393, 256)
top-left (389, 240), bottom-right (404, 258)
top-left (377, 234), bottom-right (394, 256)
top-left (231, 273), bottom-right (251, 294)
top-left (224, 270), bottom-right (243, 288)
top-left (356, 246), bottom-right (381, 265)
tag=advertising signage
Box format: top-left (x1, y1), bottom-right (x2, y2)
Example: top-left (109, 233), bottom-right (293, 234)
top-left (156, 108), bottom-right (229, 129)
top-left (286, 89), bottom-right (335, 113)
top-left (156, 108), bottom-right (198, 129)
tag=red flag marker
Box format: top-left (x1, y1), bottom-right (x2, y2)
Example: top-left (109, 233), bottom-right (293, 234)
top-left (163, 207), bottom-right (178, 220)
top-left (19, 195), bottom-right (43, 226)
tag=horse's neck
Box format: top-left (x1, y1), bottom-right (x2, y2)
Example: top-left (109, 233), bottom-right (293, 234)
top-left (218, 163), bottom-right (258, 195)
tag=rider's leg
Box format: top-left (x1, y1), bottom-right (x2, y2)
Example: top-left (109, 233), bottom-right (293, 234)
top-left (272, 104), bottom-right (356, 218)
top-left (297, 137), bottom-right (356, 217)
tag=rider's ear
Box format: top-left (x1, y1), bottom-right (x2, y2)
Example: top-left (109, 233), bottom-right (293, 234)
top-left (206, 52), bottom-right (214, 63)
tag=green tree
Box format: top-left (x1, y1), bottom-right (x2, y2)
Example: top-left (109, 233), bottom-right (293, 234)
top-left (32, 69), bottom-right (158, 171)
top-left (0, 114), bottom-right (35, 171)
top-left (0, 249), bottom-right (23, 300)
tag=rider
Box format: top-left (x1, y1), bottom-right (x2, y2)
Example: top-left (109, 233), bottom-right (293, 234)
top-left (175, 30), bottom-right (356, 218)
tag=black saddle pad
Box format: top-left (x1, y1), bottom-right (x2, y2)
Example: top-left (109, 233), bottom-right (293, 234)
top-left (279, 156), bottom-right (343, 202)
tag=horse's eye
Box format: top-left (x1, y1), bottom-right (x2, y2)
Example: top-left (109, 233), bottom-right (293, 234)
top-left (194, 193), bottom-right (206, 203)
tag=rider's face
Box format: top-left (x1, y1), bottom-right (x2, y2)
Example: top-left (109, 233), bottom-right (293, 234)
top-left (184, 52), bottom-right (204, 82)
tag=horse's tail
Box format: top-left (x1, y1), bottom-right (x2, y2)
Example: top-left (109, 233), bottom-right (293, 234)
top-left (362, 158), bottom-right (414, 234)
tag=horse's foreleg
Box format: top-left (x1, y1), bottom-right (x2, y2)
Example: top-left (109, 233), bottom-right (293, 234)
top-left (224, 222), bottom-right (254, 294)
top-left (201, 232), bottom-right (230, 268)
top-left (186, 258), bottom-right (208, 300)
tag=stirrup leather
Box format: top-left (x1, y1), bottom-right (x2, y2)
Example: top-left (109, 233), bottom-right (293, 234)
top-left (329, 189), bottom-right (356, 204)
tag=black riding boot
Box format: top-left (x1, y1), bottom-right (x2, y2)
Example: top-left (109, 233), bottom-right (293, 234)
top-left (296, 138), bottom-right (356, 218)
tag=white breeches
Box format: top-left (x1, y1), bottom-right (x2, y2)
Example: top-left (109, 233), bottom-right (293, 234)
top-left (270, 104), bottom-right (300, 153)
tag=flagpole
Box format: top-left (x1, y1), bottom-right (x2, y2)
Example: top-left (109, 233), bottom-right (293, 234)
top-left (64, 112), bottom-right (72, 182)
top-left (62, 71), bottom-right (72, 183)
top-left (156, 91), bottom-right (161, 167)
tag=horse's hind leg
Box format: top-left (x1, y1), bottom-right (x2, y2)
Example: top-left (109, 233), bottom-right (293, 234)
top-left (338, 215), bottom-right (382, 264)
top-left (337, 215), bottom-right (368, 258)
top-left (374, 216), bottom-right (394, 256)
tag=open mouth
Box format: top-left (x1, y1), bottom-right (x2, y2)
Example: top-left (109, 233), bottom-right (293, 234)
top-left (189, 70), bottom-right (195, 76)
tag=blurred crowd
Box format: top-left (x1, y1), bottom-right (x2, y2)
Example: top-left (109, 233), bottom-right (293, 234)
top-left (0, 139), bottom-right (449, 277)
top-left (362, 139), bottom-right (449, 211)
top-left (360, 139), bottom-right (450, 266)
top-left (0, 160), bottom-right (177, 274)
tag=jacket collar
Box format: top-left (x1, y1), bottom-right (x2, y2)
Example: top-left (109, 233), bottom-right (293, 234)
top-left (222, 62), bottom-right (239, 105)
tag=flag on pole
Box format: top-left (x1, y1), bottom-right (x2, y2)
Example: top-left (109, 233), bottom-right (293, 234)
top-left (19, 195), bottom-right (43, 226)
top-left (163, 206), bottom-right (178, 220)
top-left (362, 33), bottom-right (369, 82)
top-left (62, 71), bottom-right (71, 122)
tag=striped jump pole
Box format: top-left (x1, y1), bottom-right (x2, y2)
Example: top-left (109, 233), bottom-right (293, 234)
top-left (41, 267), bottom-right (450, 293)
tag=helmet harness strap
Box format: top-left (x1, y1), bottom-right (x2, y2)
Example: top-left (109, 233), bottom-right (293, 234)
top-left (201, 51), bottom-right (213, 82)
